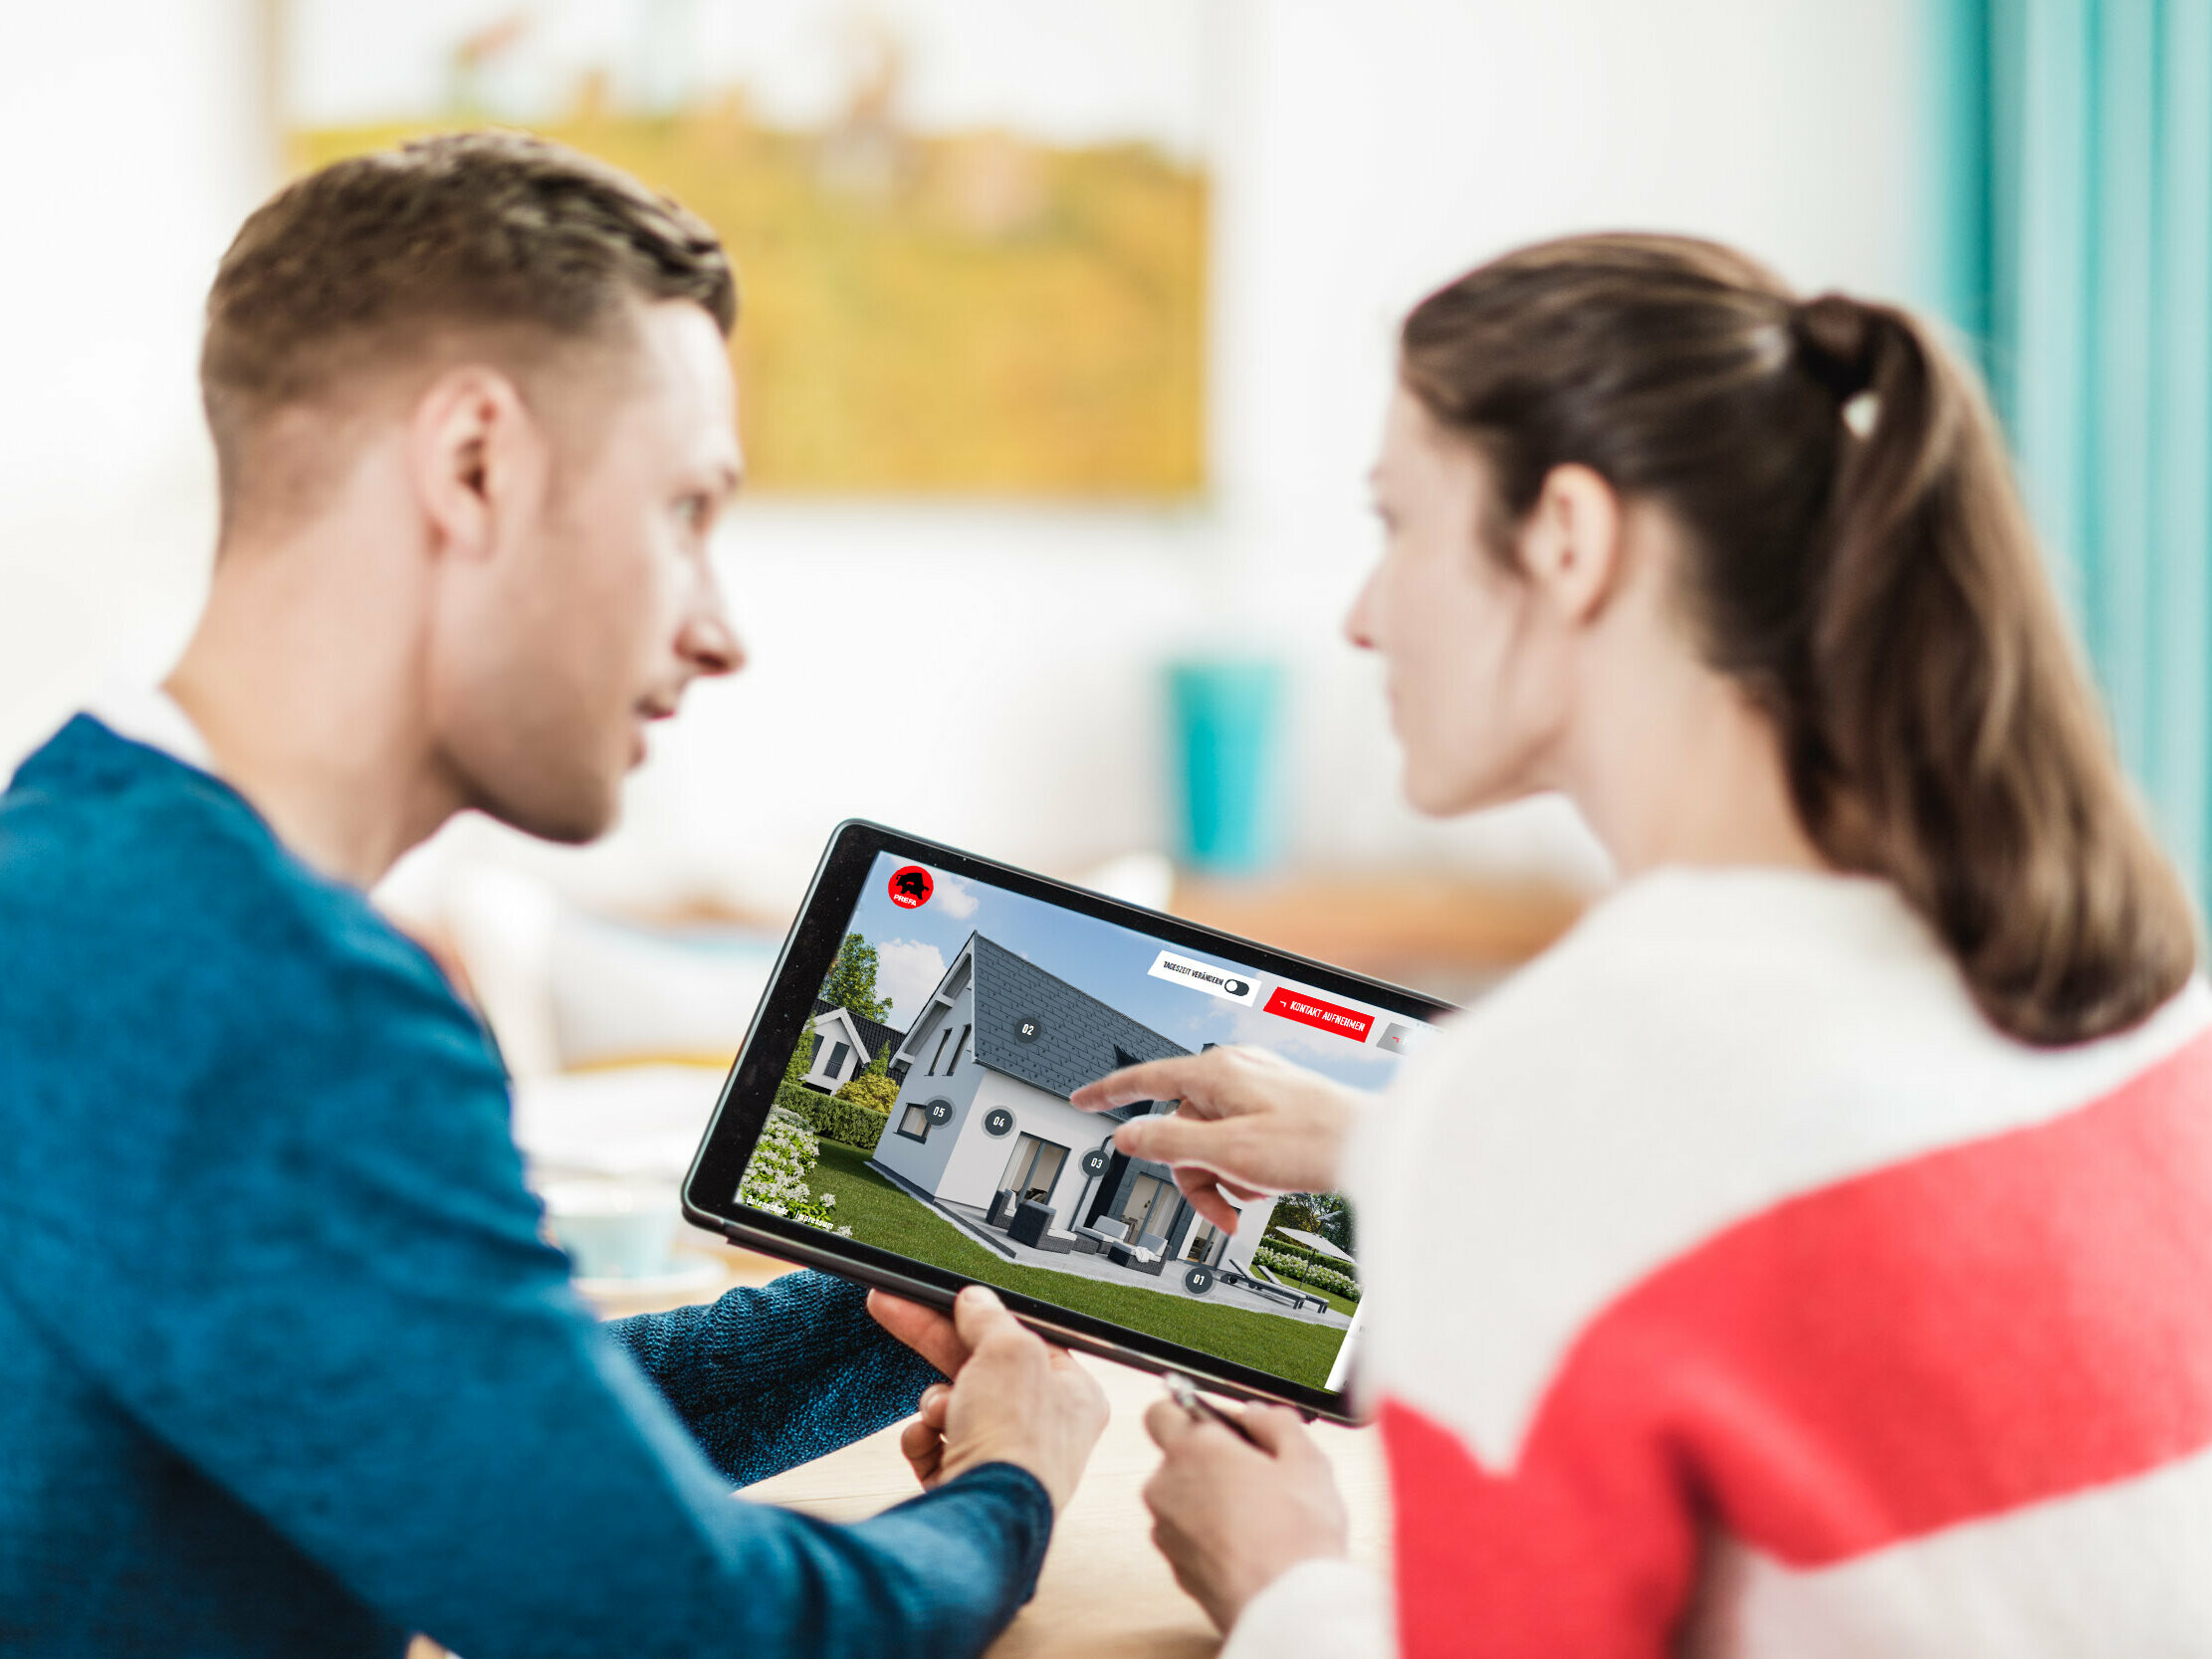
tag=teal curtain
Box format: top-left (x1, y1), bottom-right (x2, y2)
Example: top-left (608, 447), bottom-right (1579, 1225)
top-left (1932, 0), bottom-right (2212, 910)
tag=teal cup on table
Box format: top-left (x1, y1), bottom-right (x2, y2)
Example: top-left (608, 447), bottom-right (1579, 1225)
top-left (1168, 657), bottom-right (1285, 874)
top-left (542, 1179), bottom-right (679, 1280)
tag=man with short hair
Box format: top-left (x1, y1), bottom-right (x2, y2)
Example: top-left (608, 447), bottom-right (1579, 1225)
top-left (0, 131), bottom-right (1105, 1658)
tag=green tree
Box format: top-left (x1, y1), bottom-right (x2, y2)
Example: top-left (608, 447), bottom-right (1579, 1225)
top-left (1307, 1192), bottom-right (1356, 1256)
top-left (1267, 1192), bottom-right (1355, 1256)
top-left (820, 932), bottom-right (894, 1023)
top-left (780, 1012), bottom-right (820, 1090)
top-left (835, 1041), bottom-right (900, 1114)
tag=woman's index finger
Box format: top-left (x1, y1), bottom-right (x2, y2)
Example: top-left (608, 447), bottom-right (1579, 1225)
top-left (1069, 1054), bottom-right (1206, 1112)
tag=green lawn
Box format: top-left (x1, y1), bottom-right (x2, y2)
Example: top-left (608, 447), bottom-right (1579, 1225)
top-left (805, 1142), bottom-right (1349, 1392)
top-left (1253, 1238), bottom-right (1363, 1318)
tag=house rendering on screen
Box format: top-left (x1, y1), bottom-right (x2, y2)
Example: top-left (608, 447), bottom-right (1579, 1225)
top-left (869, 933), bottom-right (1276, 1272)
top-left (795, 1000), bottom-right (910, 1094)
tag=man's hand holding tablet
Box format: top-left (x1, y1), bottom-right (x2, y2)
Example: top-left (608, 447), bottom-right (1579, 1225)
top-left (870, 1285), bottom-right (1109, 1514)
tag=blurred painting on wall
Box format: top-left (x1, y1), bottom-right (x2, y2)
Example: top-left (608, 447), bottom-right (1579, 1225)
top-left (282, 0), bottom-right (1209, 498)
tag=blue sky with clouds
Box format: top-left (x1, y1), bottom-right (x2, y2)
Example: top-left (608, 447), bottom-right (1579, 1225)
top-left (835, 852), bottom-right (1430, 1093)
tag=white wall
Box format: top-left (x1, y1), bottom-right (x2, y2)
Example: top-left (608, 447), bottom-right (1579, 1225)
top-left (0, 0), bottom-right (1933, 917)
top-left (873, 977), bottom-right (987, 1196)
top-left (936, 1069), bottom-right (1094, 1212)
top-left (0, 1), bottom-right (267, 767)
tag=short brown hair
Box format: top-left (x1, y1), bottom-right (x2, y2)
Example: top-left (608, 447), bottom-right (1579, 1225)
top-left (201, 129), bottom-right (736, 535)
top-left (1402, 233), bottom-right (2196, 1046)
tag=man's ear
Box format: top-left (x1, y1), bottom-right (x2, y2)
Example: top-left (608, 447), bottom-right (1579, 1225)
top-left (1517, 463), bottom-right (1624, 625)
top-left (407, 364), bottom-right (541, 563)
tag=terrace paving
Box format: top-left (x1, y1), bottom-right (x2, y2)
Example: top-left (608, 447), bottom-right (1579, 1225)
top-left (937, 1201), bottom-right (1353, 1328)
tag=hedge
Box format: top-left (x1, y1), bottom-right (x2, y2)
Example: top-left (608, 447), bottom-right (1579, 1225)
top-left (1259, 1230), bottom-right (1358, 1277)
top-left (774, 1082), bottom-right (890, 1152)
top-left (1252, 1243), bottom-right (1361, 1302)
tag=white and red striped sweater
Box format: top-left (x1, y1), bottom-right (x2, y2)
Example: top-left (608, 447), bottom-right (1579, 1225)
top-left (1227, 869), bottom-right (2212, 1658)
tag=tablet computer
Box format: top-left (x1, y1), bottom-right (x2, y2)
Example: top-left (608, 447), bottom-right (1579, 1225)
top-left (681, 820), bottom-right (1454, 1424)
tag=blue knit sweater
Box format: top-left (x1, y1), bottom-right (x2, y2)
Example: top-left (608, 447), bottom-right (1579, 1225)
top-left (0, 716), bottom-right (1052, 1658)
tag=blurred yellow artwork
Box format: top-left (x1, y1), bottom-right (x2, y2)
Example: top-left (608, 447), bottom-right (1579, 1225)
top-left (291, 47), bottom-right (1207, 499)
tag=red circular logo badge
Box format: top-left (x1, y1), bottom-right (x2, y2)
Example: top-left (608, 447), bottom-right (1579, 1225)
top-left (888, 864), bottom-right (934, 909)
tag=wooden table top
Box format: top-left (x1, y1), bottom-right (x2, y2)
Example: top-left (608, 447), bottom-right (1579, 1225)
top-left (643, 866), bottom-right (1585, 1012)
top-left (413, 1240), bottom-right (1391, 1658)
top-left (1170, 867), bottom-right (1583, 980)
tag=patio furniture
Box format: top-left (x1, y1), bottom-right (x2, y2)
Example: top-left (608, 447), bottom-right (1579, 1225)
top-left (1217, 1257), bottom-right (1325, 1313)
top-left (1070, 1224), bottom-right (1121, 1255)
top-left (987, 1188), bottom-right (1020, 1229)
top-left (1107, 1240), bottom-right (1167, 1276)
top-left (1009, 1201), bottom-right (1072, 1252)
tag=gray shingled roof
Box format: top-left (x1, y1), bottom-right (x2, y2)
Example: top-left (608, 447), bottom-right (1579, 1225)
top-left (811, 1000), bottom-right (907, 1071)
top-left (967, 934), bottom-right (1190, 1110)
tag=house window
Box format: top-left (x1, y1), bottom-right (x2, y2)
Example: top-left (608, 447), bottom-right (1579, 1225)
top-left (898, 1100), bottom-right (943, 1141)
top-left (998, 1134), bottom-right (1069, 1207)
top-left (818, 1040), bottom-right (850, 1082)
top-left (947, 1024), bottom-right (972, 1073)
top-left (929, 1027), bottom-right (954, 1075)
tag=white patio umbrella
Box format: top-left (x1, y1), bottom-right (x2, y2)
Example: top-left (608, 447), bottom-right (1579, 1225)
top-left (1274, 1226), bottom-right (1356, 1266)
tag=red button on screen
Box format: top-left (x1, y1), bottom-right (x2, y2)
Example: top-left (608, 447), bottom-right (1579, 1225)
top-left (1262, 987), bottom-right (1374, 1043)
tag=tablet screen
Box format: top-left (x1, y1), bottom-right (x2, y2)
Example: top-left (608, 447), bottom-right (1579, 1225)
top-left (728, 847), bottom-right (1441, 1400)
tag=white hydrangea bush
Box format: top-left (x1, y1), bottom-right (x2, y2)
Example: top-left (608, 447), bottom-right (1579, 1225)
top-left (1253, 1244), bottom-right (1359, 1301)
top-left (739, 1115), bottom-right (851, 1236)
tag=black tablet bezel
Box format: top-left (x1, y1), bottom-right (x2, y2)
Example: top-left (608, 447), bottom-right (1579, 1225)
top-left (681, 819), bottom-right (1455, 1425)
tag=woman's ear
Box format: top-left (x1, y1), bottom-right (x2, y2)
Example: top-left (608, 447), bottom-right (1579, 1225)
top-left (1517, 463), bottom-right (1623, 624)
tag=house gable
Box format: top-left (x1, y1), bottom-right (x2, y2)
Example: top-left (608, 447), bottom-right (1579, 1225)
top-left (893, 950), bottom-right (976, 1074)
top-left (876, 934), bottom-right (1206, 1222)
top-left (810, 999), bottom-right (909, 1082)
top-left (802, 1006), bottom-right (871, 1091)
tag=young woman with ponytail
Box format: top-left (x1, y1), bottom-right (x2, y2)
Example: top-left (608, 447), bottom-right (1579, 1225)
top-left (1072, 234), bottom-right (2212, 1658)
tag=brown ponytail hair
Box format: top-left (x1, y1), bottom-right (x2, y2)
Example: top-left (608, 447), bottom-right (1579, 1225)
top-left (1400, 233), bottom-right (2196, 1045)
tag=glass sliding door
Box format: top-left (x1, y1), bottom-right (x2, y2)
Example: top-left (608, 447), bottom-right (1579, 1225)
top-left (1119, 1174), bottom-right (1180, 1244)
top-left (1185, 1218), bottom-right (1224, 1264)
top-left (999, 1135), bottom-right (1069, 1206)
